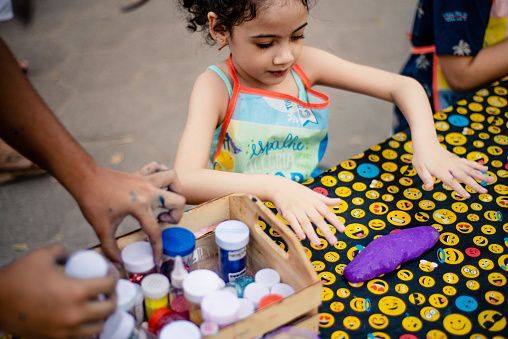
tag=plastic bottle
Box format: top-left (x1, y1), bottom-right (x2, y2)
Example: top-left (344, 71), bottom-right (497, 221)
top-left (141, 273), bottom-right (170, 320)
top-left (237, 298), bottom-right (255, 320)
top-left (158, 320), bottom-right (202, 339)
top-left (121, 241), bottom-right (156, 284)
top-left (147, 308), bottom-right (185, 335)
top-left (200, 290), bottom-right (240, 327)
top-left (100, 309), bottom-right (156, 339)
top-left (116, 278), bottom-right (137, 313)
top-left (160, 227), bottom-right (196, 280)
top-left (270, 283), bottom-right (295, 298)
top-left (182, 269), bottom-right (225, 325)
top-left (169, 255), bottom-right (189, 320)
top-left (215, 220), bottom-right (250, 282)
top-left (132, 283), bottom-right (145, 326)
top-left (200, 319), bottom-right (219, 336)
top-left (65, 250), bottom-right (109, 279)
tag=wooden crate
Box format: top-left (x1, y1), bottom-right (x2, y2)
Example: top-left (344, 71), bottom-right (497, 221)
top-left (102, 193), bottom-right (322, 338)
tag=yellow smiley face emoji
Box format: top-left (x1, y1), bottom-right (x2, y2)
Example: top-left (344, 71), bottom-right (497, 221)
top-left (334, 241), bottom-right (347, 250)
top-left (351, 197), bottom-right (364, 205)
top-left (324, 252), bottom-right (340, 263)
top-left (383, 195), bottom-right (394, 202)
top-left (369, 202), bottom-right (389, 215)
top-left (399, 177), bottom-right (413, 186)
top-left (402, 316), bottom-right (423, 332)
top-left (403, 187), bottom-right (422, 200)
top-left (397, 269), bottom-right (413, 281)
top-left (470, 202), bottom-right (483, 211)
top-left (443, 272), bottom-right (459, 284)
top-left (419, 275), bottom-right (436, 288)
top-left (461, 265), bottom-right (479, 278)
top-left (347, 245), bottom-right (364, 261)
top-left (342, 316), bottom-right (360, 330)
top-left (318, 271), bottom-right (336, 285)
top-left (387, 210), bottom-right (411, 226)
top-left (367, 279), bottom-right (389, 295)
top-left (350, 208), bottom-right (365, 219)
top-left (415, 212), bottom-right (430, 222)
top-left (489, 243), bottom-right (504, 254)
top-left (442, 313), bottom-right (472, 335)
top-left (352, 182), bottom-right (367, 191)
top-left (419, 200), bottom-right (435, 210)
top-left (338, 171), bottom-right (354, 182)
top-left (368, 154), bottom-right (380, 162)
top-left (319, 313), bottom-right (335, 328)
top-left (433, 192), bottom-right (448, 201)
top-left (473, 235), bottom-right (488, 246)
top-left (497, 254), bottom-right (508, 271)
top-left (494, 134), bottom-right (508, 145)
top-left (335, 264), bottom-right (347, 275)
top-left (484, 210), bottom-right (503, 221)
top-left (456, 222), bottom-right (473, 234)
top-left (329, 200), bottom-right (348, 214)
top-left (381, 149), bottom-right (398, 160)
top-left (442, 285), bottom-right (457, 296)
top-left (388, 140), bottom-right (400, 148)
top-left (403, 141), bottom-right (413, 154)
top-left (392, 132), bottom-right (408, 141)
top-left (488, 145), bottom-right (504, 155)
top-left (479, 258), bottom-right (494, 270)
top-left (369, 313), bottom-right (389, 330)
top-left (481, 224), bottom-right (496, 235)
top-left (419, 259), bottom-right (438, 272)
top-left (321, 175), bottom-right (337, 187)
top-left (437, 248), bottom-right (464, 265)
top-left (396, 200), bottom-right (413, 211)
top-left (322, 287), bottom-right (334, 301)
top-left (368, 219), bottom-right (386, 230)
top-left (312, 260), bottom-right (325, 271)
top-left (335, 186), bottom-right (352, 197)
top-left (349, 298), bottom-right (370, 312)
top-left (330, 301), bottom-right (345, 312)
top-left (408, 292), bottom-right (425, 305)
top-left (365, 190), bottom-right (380, 199)
top-left (394, 283), bottom-right (408, 294)
top-left (435, 121), bottom-right (450, 131)
top-left (451, 202), bottom-right (468, 213)
top-left (434, 112), bottom-right (448, 120)
top-left (433, 209), bottom-right (457, 224)
top-left (470, 113), bottom-right (485, 122)
top-left (445, 132), bottom-right (467, 145)
top-left (428, 293), bottom-right (448, 308)
top-left (466, 151), bottom-right (489, 165)
top-left (440, 232), bottom-right (460, 246)
top-left (487, 95), bottom-right (508, 107)
top-left (378, 296), bottom-right (406, 316)
top-left (340, 160), bottom-right (356, 170)
top-left (420, 306), bottom-right (440, 322)
top-left (485, 290), bottom-right (504, 305)
top-left (478, 310), bottom-right (507, 332)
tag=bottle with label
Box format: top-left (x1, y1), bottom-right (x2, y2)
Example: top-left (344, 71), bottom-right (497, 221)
top-left (147, 308), bottom-right (185, 335)
top-left (158, 320), bottom-right (202, 339)
top-left (215, 220), bottom-right (250, 283)
top-left (170, 255), bottom-right (189, 320)
top-left (116, 278), bottom-right (137, 313)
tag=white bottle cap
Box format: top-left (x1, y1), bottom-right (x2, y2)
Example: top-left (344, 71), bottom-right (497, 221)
top-left (215, 220), bottom-right (250, 251)
top-left (159, 320), bottom-right (202, 339)
top-left (116, 279), bottom-right (136, 312)
top-left (65, 250), bottom-right (109, 279)
top-left (141, 273), bottom-right (170, 299)
top-left (201, 290), bottom-right (240, 326)
top-left (183, 269), bottom-right (225, 304)
top-left (121, 241), bottom-right (155, 274)
top-left (237, 298), bottom-right (255, 320)
top-left (243, 282), bottom-right (270, 308)
top-left (270, 283), bottom-right (295, 298)
top-left (100, 309), bottom-right (135, 339)
top-left (200, 319), bottom-right (219, 336)
top-left (255, 268), bottom-right (280, 289)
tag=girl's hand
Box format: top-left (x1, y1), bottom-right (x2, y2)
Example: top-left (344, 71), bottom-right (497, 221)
top-left (267, 176), bottom-right (346, 247)
top-left (412, 142), bottom-right (494, 198)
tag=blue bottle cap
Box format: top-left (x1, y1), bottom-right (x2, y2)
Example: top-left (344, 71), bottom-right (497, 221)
top-left (162, 227), bottom-right (196, 257)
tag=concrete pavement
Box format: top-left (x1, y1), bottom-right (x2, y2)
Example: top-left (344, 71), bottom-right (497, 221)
top-left (0, 0), bottom-right (417, 266)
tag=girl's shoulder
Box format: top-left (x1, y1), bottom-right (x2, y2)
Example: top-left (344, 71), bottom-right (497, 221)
top-left (297, 47), bottom-right (333, 84)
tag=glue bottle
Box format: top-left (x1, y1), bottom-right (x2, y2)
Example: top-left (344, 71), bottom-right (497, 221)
top-left (65, 250), bottom-right (109, 300)
top-left (121, 241), bottom-right (156, 284)
top-left (160, 227), bottom-right (196, 281)
top-left (169, 255), bottom-right (189, 320)
top-left (141, 273), bottom-right (170, 320)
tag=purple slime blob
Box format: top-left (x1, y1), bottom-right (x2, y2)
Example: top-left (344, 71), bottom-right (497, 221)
top-left (343, 226), bottom-right (439, 283)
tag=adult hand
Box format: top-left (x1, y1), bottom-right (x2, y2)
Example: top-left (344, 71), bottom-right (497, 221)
top-left (75, 161), bottom-right (186, 266)
top-left (0, 244), bottom-right (118, 338)
top-left (269, 176), bottom-right (345, 247)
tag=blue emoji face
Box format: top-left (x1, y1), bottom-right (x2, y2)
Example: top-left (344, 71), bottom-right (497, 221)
top-left (356, 163), bottom-right (380, 179)
top-left (455, 295), bottom-right (478, 312)
top-left (448, 114), bottom-right (469, 127)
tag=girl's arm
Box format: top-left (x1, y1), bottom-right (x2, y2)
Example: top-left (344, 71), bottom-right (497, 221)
top-left (299, 47), bottom-right (493, 198)
top-left (174, 68), bottom-right (345, 246)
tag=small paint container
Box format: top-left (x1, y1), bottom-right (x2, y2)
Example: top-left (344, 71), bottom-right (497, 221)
top-left (148, 308), bottom-right (185, 335)
top-left (161, 227), bottom-right (196, 280)
top-left (237, 298), bottom-right (255, 320)
top-left (182, 269), bottom-right (225, 325)
top-left (258, 293), bottom-right (284, 309)
top-left (65, 250), bottom-right (109, 279)
top-left (116, 279), bottom-right (137, 313)
top-left (200, 290), bottom-right (240, 327)
top-left (158, 320), bottom-right (202, 339)
top-left (255, 268), bottom-right (280, 289)
top-left (121, 241), bottom-right (156, 284)
top-left (270, 283), bottom-right (295, 298)
top-left (243, 282), bottom-right (270, 309)
top-left (141, 273), bottom-right (170, 320)
top-left (215, 220), bottom-right (250, 282)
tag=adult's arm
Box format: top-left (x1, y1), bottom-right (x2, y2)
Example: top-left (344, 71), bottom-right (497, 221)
top-left (0, 36), bottom-right (185, 264)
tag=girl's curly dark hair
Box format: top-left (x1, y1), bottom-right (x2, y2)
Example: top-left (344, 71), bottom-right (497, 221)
top-left (178, 0), bottom-right (310, 45)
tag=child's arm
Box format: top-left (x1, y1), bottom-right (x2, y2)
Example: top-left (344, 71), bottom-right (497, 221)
top-left (439, 40), bottom-right (508, 93)
top-left (299, 47), bottom-right (493, 198)
top-left (174, 68), bottom-right (345, 246)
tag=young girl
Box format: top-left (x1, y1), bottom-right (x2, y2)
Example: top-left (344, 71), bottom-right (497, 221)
top-left (174, 0), bottom-right (492, 247)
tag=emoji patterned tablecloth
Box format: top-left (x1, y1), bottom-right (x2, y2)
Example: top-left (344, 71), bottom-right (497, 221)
top-left (261, 76), bottom-right (508, 339)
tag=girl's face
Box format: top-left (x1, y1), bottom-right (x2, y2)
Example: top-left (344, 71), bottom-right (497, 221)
top-left (227, 0), bottom-right (307, 89)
